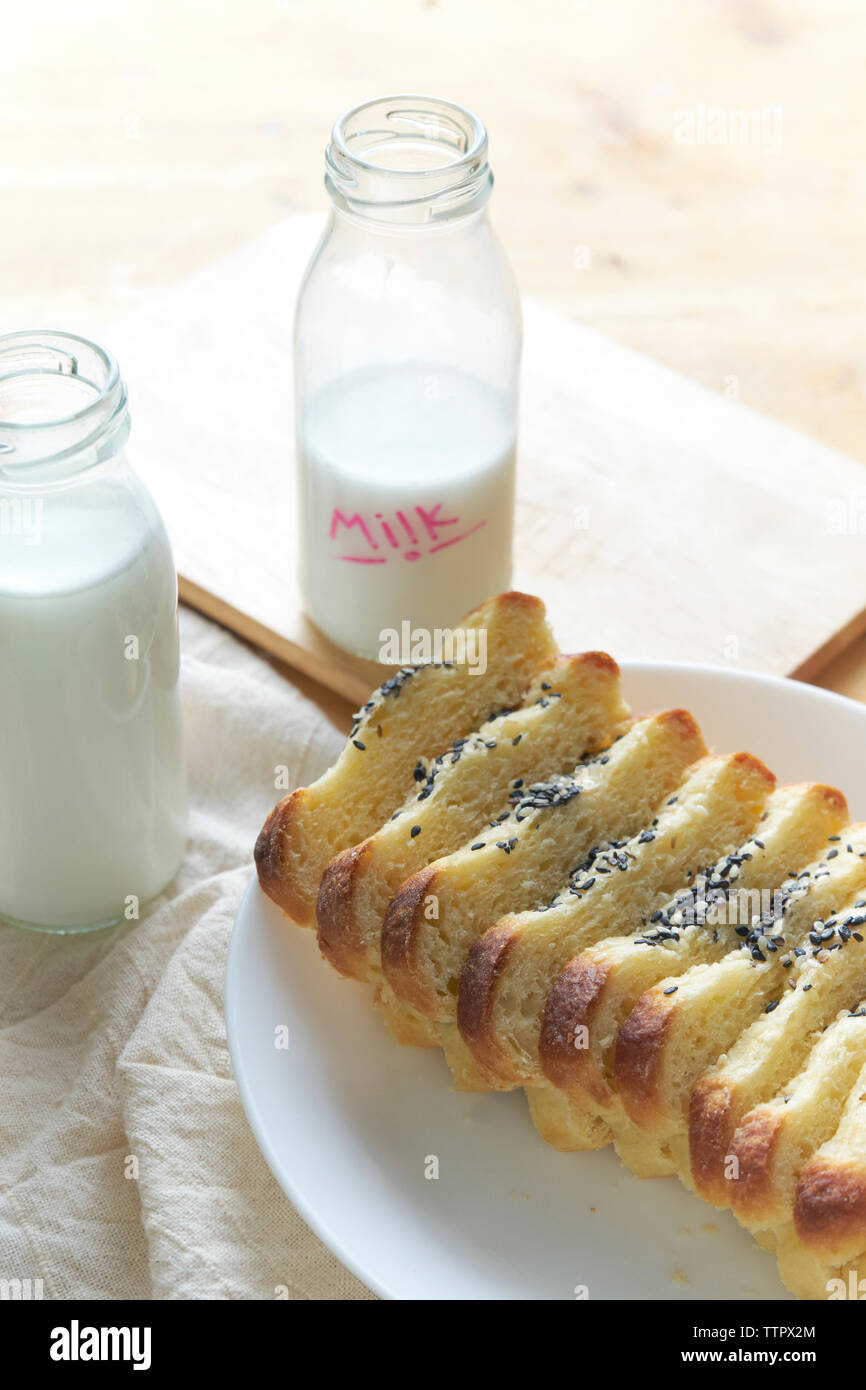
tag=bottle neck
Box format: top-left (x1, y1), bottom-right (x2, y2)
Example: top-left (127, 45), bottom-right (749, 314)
top-left (0, 331), bottom-right (129, 488)
top-left (324, 95), bottom-right (493, 227)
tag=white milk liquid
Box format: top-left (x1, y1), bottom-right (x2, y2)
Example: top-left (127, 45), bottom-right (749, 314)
top-left (297, 364), bottom-right (516, 657)
top-left (0, 475), bottom-right (187, 929)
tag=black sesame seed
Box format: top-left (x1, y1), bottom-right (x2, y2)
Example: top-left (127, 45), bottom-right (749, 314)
top-left (410, 825), bottom-right (421, 838)
top-left (663, 986), bottom-right (678, 995)
top-left (765, 1000), bottom-right (780, 1013)
top-left (352, 739), bottom-right (366, 751)
top-left (470, 843), bottom-right (485, 851)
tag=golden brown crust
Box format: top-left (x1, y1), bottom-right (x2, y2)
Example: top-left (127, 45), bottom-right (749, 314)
top-left (379, 865), bottom-right (441, 1014)
top-left (688, 1076), bottom-right (739, 1206)
top-left (538, 957), bottom-right (612, 1103)
top-left (794, 1158), bottom-right (866, 1259)
top-left (315, 841), bottom-right (373, 980)
top-left (629, 707), bottom-right (704, 743)
top-left (456, 920), bottom-right (521, 1077)
top-left (735, 750), bottom-right (776, 786)
top-left (254, 788), bottom-right (312, 925)
top-left (564, 650), bottom-right (622, 680)
top-left (729, 1106), bottom-right (786, 1223)
top-left (613, 989), bottom-right (679, 1130)
top-left (471, 589), bottom-right (545, 617)
top-left (815, 786), bottom-right (848, 815)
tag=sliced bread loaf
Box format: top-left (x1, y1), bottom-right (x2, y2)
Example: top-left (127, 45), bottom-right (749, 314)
top-left (381, 708), bottom-right (705, 1019)
top-left (613, 828), bottom-right (866, 1179)
top-left (689, 898), bottom-right (866, 1207)
top-left (462, 751), bottom-right (775, 1091)
top-left (780, 1060), bottom-right (866, 1298)
top-left (316, 650), bottom-right (629, 980)
top-left (255, 591), bottom-right (557, 924)
top-left (730, 1002), bottom-right (866, 1234)
top-left (534, 784), bottom-right (846, 1131)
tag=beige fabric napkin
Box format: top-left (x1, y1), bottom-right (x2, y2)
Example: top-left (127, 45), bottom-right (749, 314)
top-left (0, 608), bottom-right (374, 1301)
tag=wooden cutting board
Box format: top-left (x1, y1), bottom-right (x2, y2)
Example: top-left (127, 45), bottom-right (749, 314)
top-left (109, 215), bottom-right (866, 707)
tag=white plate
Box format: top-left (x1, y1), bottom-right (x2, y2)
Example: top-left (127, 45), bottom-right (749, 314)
top-left (226, 661), bottom-right (866, 1300)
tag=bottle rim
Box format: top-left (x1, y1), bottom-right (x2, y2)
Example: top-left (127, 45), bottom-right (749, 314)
top-left (325, 94), bottom-right (493, 223)
top-left (0, 330), bottom-right (130, 481)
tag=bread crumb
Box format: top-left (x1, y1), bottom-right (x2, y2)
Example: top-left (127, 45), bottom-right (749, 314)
top-left (701, 1222), bottom-right (718, 1236)
top-left (672, 1269), bottom-right (689, 1286)
top-left (678, 1226), bottom-right (691, 1238)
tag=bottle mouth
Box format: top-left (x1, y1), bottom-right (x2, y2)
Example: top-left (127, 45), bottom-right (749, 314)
top-left (325, 95), bottom-right (492, 224)
top-left (0, 330), bottom-right (129, 482)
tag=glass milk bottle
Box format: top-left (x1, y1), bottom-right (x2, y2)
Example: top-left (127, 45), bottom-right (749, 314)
top-left (0, 331), bottom-right (187, 933)
top-left (295, 95), bottom-right (521, 659)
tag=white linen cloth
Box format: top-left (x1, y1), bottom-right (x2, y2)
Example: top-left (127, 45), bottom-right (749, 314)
top-left (0, 608), bottom-right (374, 1300)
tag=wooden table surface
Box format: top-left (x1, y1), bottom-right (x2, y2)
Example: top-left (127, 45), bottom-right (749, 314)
top-left (4, 0), bottom-right (866, 728)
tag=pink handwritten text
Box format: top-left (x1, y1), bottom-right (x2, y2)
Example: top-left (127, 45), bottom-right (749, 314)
top-left (330, 503), bottom-right (486, 564)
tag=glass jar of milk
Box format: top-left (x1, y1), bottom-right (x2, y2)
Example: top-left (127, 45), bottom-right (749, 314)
top-left (295, 95), bottom-right (521, 659)
top-left (0, 332), bottom-right (187, 933)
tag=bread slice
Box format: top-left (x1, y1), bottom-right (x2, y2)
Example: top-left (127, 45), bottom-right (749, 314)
top-left (255, 591), bottom-right (557, 924)
top-left (525, 1084), bottom-right (612, 1152)
top-left (613, 828), bottom-right (866, 1179)
top-left (532, 784), bottom-right (847, 1151)
top-left (689, 897), bottom-right (866, 1207)
top-left (461, 751), bottom-right (775, 1092)
top-left (317, 650), bottom-right (629, 980)
top-left (381, 708), bottom-right (706, 1021)
top-left (730, 1001), bottom-right (866, 1234)
top-left (780, 1058), bottom-right (866, 1298)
